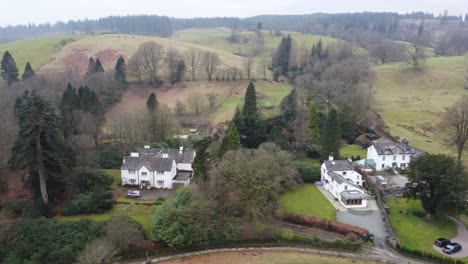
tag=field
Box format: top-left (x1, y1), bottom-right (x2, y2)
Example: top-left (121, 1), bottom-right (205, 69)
top-left (279, 184), bottom-right (336, 220)
top-left (106, 80), bottom-right (291, 124)
top-left (373, 56), bottom-right (467, 159)
top-left (387, 198), bottom-right (456, 254)
top-left (159, 251), bottom-right (379, 264)
top-left (0, 35), bottom-right (89, 74)
top-left (340, 144), bottom-right (367, 159)
top-left (38, 34), bottom-right (245, 77)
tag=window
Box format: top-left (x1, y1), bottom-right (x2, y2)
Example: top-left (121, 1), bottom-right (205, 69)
top-left (157, 171), bottom-right (164, 175)
top-left (345, 185), bottom-right (348, 190)
top-left (382, 164), bottom-right (385, 168)
top-left (401, 163), bottom-right (406, 167)
top-left (142, 172), bottom-right (147, 176)
top-left (382, 156), bottom-right (386, 161)
top-left (129, 179), bottom-right (136, 184)
top-left (129, 170), bottom-right (136, 174)
top-left (402, 155), bottom-right (406, 160)
top-left (343, 171), bottom-right (347, 176)
top-left (393, 156), bottom-right (396, 161)
top-left (357, 181), bottom-right (360, 186)
top-left (157, 180), bottom-right (164, 185)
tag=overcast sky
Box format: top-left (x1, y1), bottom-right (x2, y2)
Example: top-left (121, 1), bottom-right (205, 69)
top-left (0, 0), bottom-right (467, 26)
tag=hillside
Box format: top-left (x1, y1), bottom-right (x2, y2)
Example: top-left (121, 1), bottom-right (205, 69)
top-left (373, 56), bottom-right (467, 156)
top-left (0, 35), bottom-right (89, 75)
top-left (38, 34), bottom-right (246, 78)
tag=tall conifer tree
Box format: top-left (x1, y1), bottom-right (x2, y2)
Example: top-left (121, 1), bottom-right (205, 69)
top-left (1, 51), bottom-right (19, 86)
top-left (322, 108), bottom-right (340, 158)
top-left (22, 62), bottom-right (35, 80)
top-left (114, 56), bottom-right (127, 85)
top-left (86, 57), bottom-right (95, 76)
top-left (94, 58), bottom-right (105, 73)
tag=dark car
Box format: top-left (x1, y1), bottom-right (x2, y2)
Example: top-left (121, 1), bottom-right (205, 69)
top-left (443, 243), bottom-right (462, 254)
top-left (435, 238), bottom-right (451, 248)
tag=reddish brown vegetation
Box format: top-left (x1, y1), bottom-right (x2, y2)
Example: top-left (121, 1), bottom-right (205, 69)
top-left (277, 212), bottom-right (369, 237)
top-left (0, 170), bottom-right (33, 204)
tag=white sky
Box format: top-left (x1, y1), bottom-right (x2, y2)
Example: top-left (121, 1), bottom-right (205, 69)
top-left (0, 0), bottom-right (467, 26)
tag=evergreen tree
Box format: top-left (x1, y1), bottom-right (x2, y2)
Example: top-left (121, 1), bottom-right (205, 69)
top-left (86, 57), bottom-right (95, 76)
top-left (22, 62), bottom-right (35, 80)
top-left (465, 13), bottom-right (468, 23)
top-left (339, 107), bottom-right (357, 142)
top-left (1, 51), bottom-right (19, 86)
top-left (218, 123), bottom-right (241, 157)
top-left (9, 90), bottom-right (75, 204)
top-left (94, 58), bottom-right (105, 73)
top-left (280, 89), bottom-right (297, 123)
top-left (114, 56), bottom-right (127, 85)
top-left (146, 92), bottom-right (159, 113)
top-left (307, 101), bottom-right (320, 144)
top-left (60, 83), bottom-right (80, 138)
top-left (273, 35), bottom-right (292, 75)
top-left (146, 92), bottom-right (160, 141)
top-left (322, 108), bottom-right (340, 158)
top-left (232, 106), bottom-right (244, 133)
top-left (243, 82), bottom-right (258, 117)
top-left (417, 19), bottom-right (425, 38)
top-left (193, 139), bottom-right (211, 184)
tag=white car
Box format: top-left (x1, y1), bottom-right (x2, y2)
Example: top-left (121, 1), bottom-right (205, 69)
top-left (127, 190), bottom-right (141, 198)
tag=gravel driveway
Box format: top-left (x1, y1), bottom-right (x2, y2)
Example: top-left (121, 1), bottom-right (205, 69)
top-left (432, 217), bottom-right (468, 258)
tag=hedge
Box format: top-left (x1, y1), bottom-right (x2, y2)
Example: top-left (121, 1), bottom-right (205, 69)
top-left (294, 162), bottom-right (321, 183)
top-left (62, 191), bottom-right (113, 216)
top-left (396, 244), bottom-right (465, 264)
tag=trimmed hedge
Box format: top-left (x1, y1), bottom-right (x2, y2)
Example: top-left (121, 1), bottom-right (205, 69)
top-left (278, 212), bottom-right (370, 238)
top-left (295, 162), bottom-right (321, 183)
top-left (62, 191), bottom-right (113, 216)
top-left (396, 244), bottom-right (465, 264)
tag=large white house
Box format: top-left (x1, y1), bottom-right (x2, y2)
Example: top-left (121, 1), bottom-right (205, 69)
top-left (321, 157), bottom-right (368, 208)
top-left (120, 145), bottom-right (196, 189)
top-left (366, 139), bottom-right (425, 171)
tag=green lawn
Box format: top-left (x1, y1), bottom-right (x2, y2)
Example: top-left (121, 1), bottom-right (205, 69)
top-left (280, 184), bottom-right (336, 220)
top-left (103, 169), bottom-right (121, 189)
top-left (387, 198), bottom-right (457, 254)
top-left (0, 35), bottom-right (89, 74)
top-left (340, 145), bottom-right (366, 159)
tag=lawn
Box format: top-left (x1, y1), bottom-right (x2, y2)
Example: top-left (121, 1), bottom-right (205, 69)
top-left (103, 169), bottom-right (121, 189)
top-left (0, 35), bottom-right (89, 74)
top-left (340, 144), bottom-right (366, 159)
top-left (373, 55), bottom-right (467, 165)
top-left (56, 202), bottom-right (155, 236)
top-left (280, 184), bottom-right (336, 220)
top-left (386, 197), bottom-right (457, 254)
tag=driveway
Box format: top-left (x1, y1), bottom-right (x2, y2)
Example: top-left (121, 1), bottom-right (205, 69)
top-left (432, 217), bottom-right (468, 258)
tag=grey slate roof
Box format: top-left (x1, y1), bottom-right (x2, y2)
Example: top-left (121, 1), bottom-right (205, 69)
top-left (372, 142), bottom-right (415, 155)
top-left (121, 156), bottom-right (174, 171)
top-left (341, 190), bottom-right (366, 200)
top-left (136, 148), bottom-right (196, 163)
top-left (329, 171), bottom-right (346, 184)
top-left (324, 160), bottom-right (355, 171)
top-left (173, 171), bottom-right (192, 181)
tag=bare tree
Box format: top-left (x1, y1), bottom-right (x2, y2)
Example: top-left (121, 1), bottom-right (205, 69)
top-left (405, 40), bottom-right (426, 70)
top-left (243, 56), bottom-right (254, 80)
top-left (369, 40), bottom-right (404, 65)
top-left (184, 48), bottom-right (202, 80)
top-left (258, 56), bottom-right (270, 81)
top-left (188, 93), bottom-right (204, 115)
top-left (76, 237), bottom-right (115, 264)
top-left (134, 41), bottom-right (165, 82)
top-left (465, 54), bottom-right (468, 90)
top-left (127, 55), bottom-right (143, 82)
top-left (207, 93), bottom-right (217, 109)
top-left (203, 51), bottom-right (221, 81)
top-left (441, 96), bottom-right (468, 163)
top-left (174, 100), bottom-right (186, 117)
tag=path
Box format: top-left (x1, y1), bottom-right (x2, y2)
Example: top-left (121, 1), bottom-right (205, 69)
top-left (432, 216), bottom-right (468, 258)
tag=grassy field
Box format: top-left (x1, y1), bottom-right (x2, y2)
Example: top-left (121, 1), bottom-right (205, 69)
top-left (0, 35), bottom-right (89, 74)
top-left (280, 184), bottom-right (336, 220)
top-left (106, 80), bottom-right (291, 125)
top-left (373, 55), bottom-right (467, 161)
top-left (387, 198), bottom-right (456, 254)
top-left (159, 251), bottom-right (379, 264)
top-left (39, 34), bottom-right (245, 77)
top-left (340, 144), bottom-right (366, 159)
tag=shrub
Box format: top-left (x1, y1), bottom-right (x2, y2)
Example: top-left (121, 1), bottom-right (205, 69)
top-left (274, 229), bottom-right (362, 251)
top-left (98, 148), bottom-right (122, 169)
top-left (62, 191), bottom-right (113, 216)
top-left (3, 200), bottom-right (49, 219)
top-left (155, 197), bottom-right (165, 206)
top-left (295, 162), bottom-right (321, 183)
top-left (273, 228), bottom-right (295, 241)
top-left (412, 210), bottom-right (426, 218)
top-left (78, 171), bottom-right (113, 191)
top-left (396, 244), bottom-right (465, 264)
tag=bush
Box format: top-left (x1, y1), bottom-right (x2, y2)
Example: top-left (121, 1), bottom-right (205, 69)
top-left (62, 191), bottom-right (113, 216)
top-left (274, 228), bottom-right (295, 241)
top-left (295, 162), bottom-right (321, 183)
top-left (274, 229), bottom-right (362, 251)
top-left (412, 210), bottom-right (426, 218)
top-left (5, 218), bottom-right (103, 264)
top-left (3, 200), bottom-right (50, 219)
top-left (155, 197), bottom-right (165, 206)
top-left (98, 148), bottom-right (122, 169)
top-left (78, 171), bottom-right (113, 191)
top-left (396, 244), bottom-right (465, 264)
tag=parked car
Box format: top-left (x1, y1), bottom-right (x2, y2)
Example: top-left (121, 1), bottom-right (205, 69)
top-left (434, 238), bottom-right (451, 248)
top-left (443, 243), bottom-right (462, 254)
top-left (127, 190), bottom-right (141, 198)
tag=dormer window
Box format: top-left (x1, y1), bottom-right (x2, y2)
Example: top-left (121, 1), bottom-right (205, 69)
top-left (382, 156), bottom-right (386, 161)
top-left (393, 156), bottom-right (396, 161)
top-left (129, 170), bottom-right (136, 174)
top-left (142, 172), bottom-right (147, 176)
top-left (157, 171), bottom-right (164, 175)
top-left (402, 155), bottom-right (406, 160)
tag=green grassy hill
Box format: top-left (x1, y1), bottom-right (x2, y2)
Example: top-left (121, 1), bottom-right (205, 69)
top-left (0, 35), bottom-right (89, 75)
top-left (373, 56), bottom-right (467, 157)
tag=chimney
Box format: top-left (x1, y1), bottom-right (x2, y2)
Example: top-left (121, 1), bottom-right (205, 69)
top-left (348, 157), bottom-right (352, 163)
top-left (130, 152), bottom-right (139, 157)
top-left (328, 154), bottom-right (334, 161)
top-left (162, 153), bottom-right (168, 158)
top-left (179, 146), bottom-right (184, 154)
top-left (144, 145), bottom-right (150, 149)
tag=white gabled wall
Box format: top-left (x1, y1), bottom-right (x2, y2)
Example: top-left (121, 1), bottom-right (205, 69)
top-left (367, 144), bottom-right (411, 171)
top-left (121, 169), bottom-right (138, 185)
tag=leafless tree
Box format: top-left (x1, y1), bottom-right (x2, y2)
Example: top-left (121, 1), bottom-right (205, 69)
top-left (207, 93), bottom-right (217, 109)
top-left (134, 41), bottom-right (165, 82)
top-left (441, 96), bottom-right (468, 163)
top-left (104, 216), bottom-right (145, 250)
top-left (127, 55), bottom-right (143, 82)
top-left (258, 56), bottom-right (270, 81)
top-left (165, 48), bottom-right (182, 81)
top-left (405, 39), bottom-right (426, 70)
top-left (76, 237), bottom-right (115, 264)
top-left (203, 51), bottom-right (221, 81)
top-left (369, 40), bottom-right (405, 65)
top-left (243, 56), bottom-right (254, 80)
top-left (184, 48), bottom-right (202, 80)
top-left (174, 100), bottom-right (186, 117)
top-left (188, 93), bottom-right (204, 115)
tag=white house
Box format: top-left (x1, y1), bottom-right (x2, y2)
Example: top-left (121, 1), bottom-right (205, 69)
top-left (321, 157), bottom-right (368, 208)
top-left (120, 145), bottom-right (196, 189)
top-left (366, 139), bottom-right (425, 171)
